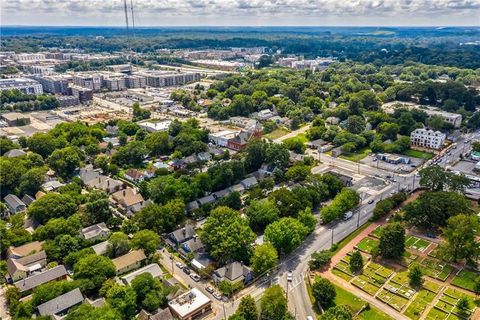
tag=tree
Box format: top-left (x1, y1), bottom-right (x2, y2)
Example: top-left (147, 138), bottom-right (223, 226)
top-left (134, 199), bottom-right (185, 233)
top-left (297, 207), bottom-right (317, 233)
top-left (132, 102), bottom-right (151, 121)
top-left (264, 217), bottom-right (308, 255)
top-left (236, 295), bottom-right (258, 320)
top-left (321, 305), bottom-right (352, 320)
top-left (17, 167), bottom-right (47, 196)
top-left (312, 277), bottom-right (336, 308)
top-left (131, 230), bottom-right (160, 256)
top-left (403, 191), bottom-right (471, 228)
top-left (251, 243), bottom-right (278, 275)
top-left (378, 122), bottom-right (399, 140)
top-left (73, 254), bottom-right (116, 294)
top-left (349, 251), bottom-right (363, 274)
top-left (427, 115), bottom-right (444, 131)
top-left (408, 263), bottom-right (424, 287)
top-left (265, 143), bottom-right (290, 170)
top-left (94, 154), bottom-right (110, 173)
top-left (48, 146), bottom-right (83, 178)
top-left (107, 232), bottom-right (130, 258)
top-left (244, 139), bottom-right (266, 172)
top-left (145, 131), bottom-right (170, 156)
top-left (260, 285), bottom-right (288, 320)
top-left (285, 164), bottom-right (311, 182)
top-left (456, 296), bottom-right (470, 317)
top-left (113, 140), bottom-right (148, 167)
top-left (245, 199), bottom-right (280, 232)
top-left (148, 175), bottom-right (195, 205)
top-left (442, 214), bottom-right (479, 264)
top-left (84, 191), bottom-right (111, 224)
top-left (309, 250), bottom-right (332, 270)
top-left (320, 188), bottom-right (359, 224)
top-left (131, 273), bottom-right (166, 312)
top-left (65, 304), bottom-right (120, 320)
top-left (346, 115), bottom-right (366, 134)
top-left (28, 193), bottom-right (77, 224)
top-left (27, 132), bottom-right (58, 158)
top-left (419, 165), bottom-right (446, 191)
top-left (218, 280), bottom-right (234, 296)
top-left (105, 283), bottom-right (138, 320)
top-left (474, 276), bottom-right (480, 295)
top-left (379, 222), bottom-right (405, 259)
top-left (200, 206), bottom-right (256, 264)
top-left (268, 188), bottom-right (303, 217)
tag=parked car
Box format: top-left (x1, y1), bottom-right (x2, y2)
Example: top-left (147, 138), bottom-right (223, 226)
top-left (206, 286), bottom-right (215, 294)
top-left (183, 267), bottom-right (191, 275)
top-left (287, 271), bottom-right (293, 282)
top-left (343, 211), bottom-right (353, 221)
top-left (213, 292), bottom-right (223, 300)
top-left (175, 261), bottom-right (184, 269)
top-left (190, 273), bottom-right (201, 282)
top-left (367, 199), bottom-right (374, 204)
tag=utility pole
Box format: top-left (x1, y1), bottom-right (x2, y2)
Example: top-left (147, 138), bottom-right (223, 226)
top-left (331, 228), bottom-right (334, 246)
top-left (357, 210), bottom-right (360, 227)
top-left (123, 0), bottom-right (130, 52)
top-left (170, 255), bottom-right (174, 275)
top-left (223, 302), bottom-right (227, 320)
top-left (286, 279), bottom-right (290, 304)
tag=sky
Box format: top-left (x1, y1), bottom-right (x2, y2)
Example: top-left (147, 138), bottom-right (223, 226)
top-left (1, 0), bottom-right (480, 26)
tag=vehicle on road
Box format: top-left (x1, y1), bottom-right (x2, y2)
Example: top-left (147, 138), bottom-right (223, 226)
top-left (367, 199), bottom-right (374, 204)
top-left (343, 211), bottom-right (353, 221)
top-left (287, 271), bottom-right (293, 282)
top-left (175, 261), bottom-right (184, 269)
top-left (307, 317), bottom-right (314, 320)
top-left (190, 273), bottom-right (201, 282)
top-left (206, 286), bottom-right (214, 293)
top-left (213, 292), bottom-right (223, 300)
top-left (183, 267), bottom-right (191, 275)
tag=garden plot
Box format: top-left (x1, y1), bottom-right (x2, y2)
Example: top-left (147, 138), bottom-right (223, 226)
top-left (370, 226), bottom-right (383, 238)
top-left (423, 280), bottom-right (443, 294)
top-left (405, 235), bottom-right (432, 253)
top-left (351, 262), bottom-right (393, 296)
top-left (355, 237), bottom-right (379, 254)
top-left (451, 269), bottom-right (480, 293)
top-left (433, 288), bottom-right (476, 320)
top-left (376, 289), bottom-right (410, 311)
top-left (421, 257), bottom-right (454, 281)
top-left (404, 289), bottom-right (437, 320)
top-left (400, 251), bottom-right (419, 267)
top-left (428, 246), bottom-right (454, 262)
top-left (352, 275), bottom-right (382, 295)
top-left (386, 271), bottom-right (416, 299)
top-left (333, 260), bottom-right (355, 281)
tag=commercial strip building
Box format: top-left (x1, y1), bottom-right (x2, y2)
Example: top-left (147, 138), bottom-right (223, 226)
top-left (168, 288), bottom-right (212, 320)
top-left (410, 128), bottom-right (446, 150)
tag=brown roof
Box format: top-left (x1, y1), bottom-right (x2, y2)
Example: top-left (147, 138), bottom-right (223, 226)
top-left (112, 188), bottom-right (144, 207)
top-left (35, 191), bottom-right (46, 200)
top-left (112, 250), bottom-right (146, 271)
top-left (8, 241), bottom-right (44, 258)
top-left (125, 168), bottom-right (145, 180)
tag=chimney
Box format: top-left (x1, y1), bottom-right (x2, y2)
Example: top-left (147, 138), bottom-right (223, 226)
top-left (182, 228), bottom-right (186, 235)
top-left (123, 190), bottom-right (126, 197)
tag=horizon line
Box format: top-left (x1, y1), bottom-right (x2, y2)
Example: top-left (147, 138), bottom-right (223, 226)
top-left (2, 24), bottom-right (479, 28)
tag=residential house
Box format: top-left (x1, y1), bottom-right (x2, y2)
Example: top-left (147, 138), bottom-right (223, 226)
top-left (7, 251), bottom-right (47, 282)
top-left (196, 152), bottom-right (212, 162)
top-left (7, 241), bottom-right (44, 259)
top-left (137, 308), bottom-right (174, 320)
top-left (186, 200), bottom-right (199, 211)
top-left (179, 236), bottom-right (205, 257)
top-left (112, 250), bottom-right (147, 275)
top-left (240, 176), bottom-right (258, 189)
top-left (41, 180), bottom-right (65, 192)
top-left (124, 168), bottom-right (148, 183)
top-left (80, 223), bottom-right (110, 241)
top-left (196, 194), bottom-right (216, 207)
top-left (306, 139), bottom-right (327, 150)
top-left (15, 265), bottom-right (68, 293)
top-left (37, 288), bottom-right (84, 318)
top-left (21, 194), bottom-right (35, 207)
top-left (213, 262), bottom-right (254, 285)
top-left (4, 194), bottom-right (26, 214)
top-left (91, 240), bottom-right (109, 256)
top-left (327, 171), bottom-right (353, 187)
top-left (80, 165), bottom-right (124, 194)
top-left (256, 109), bottom-right (275, 121)
top-left (111, 187), bottom-right (149, 216)
top-left (168, 225), bottom-right (195, 245)
top-left (4, 149), bottom-right (26, 158)
top-left (121, 263), bottom-right (163, 285)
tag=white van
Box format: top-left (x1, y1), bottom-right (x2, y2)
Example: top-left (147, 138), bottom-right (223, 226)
top-left (343, 211), bottom-right (353, 221)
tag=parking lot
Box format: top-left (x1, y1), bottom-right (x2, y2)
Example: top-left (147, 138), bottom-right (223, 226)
top-left (360, 154), bottom-right (424, 174)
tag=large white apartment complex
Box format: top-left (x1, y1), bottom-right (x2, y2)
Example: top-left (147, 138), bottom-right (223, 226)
top-left (0, 78), bottom-right (43, 94)
top-left (410, 128), bottom-right (446, 150)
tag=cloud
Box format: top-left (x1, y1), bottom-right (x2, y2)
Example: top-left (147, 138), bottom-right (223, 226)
top-left (1, 0), bottom-right (479, 26)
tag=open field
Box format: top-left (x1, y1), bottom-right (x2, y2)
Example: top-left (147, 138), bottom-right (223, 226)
top-left (340, 147), bottom-right (372, 162)
top-left (402, 149), bottom-right (434, 160)
top-left (264, 127), bottom-right (289, 140)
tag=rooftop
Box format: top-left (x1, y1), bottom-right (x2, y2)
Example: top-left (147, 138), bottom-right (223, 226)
top-left (121, 263), bottom-right (163, 285)
top-left (37, 288), bottom-right (83, 317)
top-left (168, 288), bottom-right (211, 318)
top-left (15, 265), bottom-right (67, 292)
top-left (112, 250), bottom-right (146, 272)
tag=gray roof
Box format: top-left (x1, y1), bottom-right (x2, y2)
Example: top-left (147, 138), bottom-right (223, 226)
top-left (4, 149), bottom-right (26, 158)
top-left (15, 265), bottom-right (67, 292)
top-left (240, 176), bottom-right (258, 189)
top-left (151, 308), bottom-right (175, 320)
top-left (121, 263), bottom-right (163, 285)
top-left (21, 194), bottom-right (35, 206)
top-left (230, 184), bottom-right (245, 193)
top-left (4, 194), bottom-right (25, 210)
top-left (169, 225), bottom-right (195, 244)
top-left (197, 194), bottom-right (215, 205)
top-left (187, 201), bottom-right (199, 211)
top-left (37, 288), bottom-right (83, 316)
top-left (91, 240), bottom-right (109, 255)
top-left (215, 262), bottom-right (252, 282)
top-left (214, 188), bottom-right (231, 198)
top-left (81, 222), bottom-right (110, 240)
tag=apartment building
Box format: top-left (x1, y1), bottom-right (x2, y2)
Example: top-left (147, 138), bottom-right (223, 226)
top-left (34, 75), bottom-right (72, 94)
top-left (141, 71), bottom-right (201, 87)
top-left (410, 128), bottom-right (446, 150)
top-left (124, 75), bottom-right (146, 88)
top-left (0, 78), bottom-right (43, 94)
top-left (103, 75), bottom-right (126, 91)
top-left (73, 73), bottom-right (103, 91)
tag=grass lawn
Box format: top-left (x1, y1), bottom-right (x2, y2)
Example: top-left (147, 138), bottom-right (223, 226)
top-left (340, 147), bottom-right (372, 162)
top-left (404, 289), bottom-right (436, 320)
top-left (425, 307), bottom-right (450, 320)
top-left (283, 133), bottom-right (308, 144)
top-left (421, 258), bottom-right (453, 281)
top-left (332, 268), bottom-right (354, 281)
top-left (423, 280), bottom-right (443, 294)
top-left (400, 251), bottom-right (419, 267)
top-left (331, 222), bottom-right (372, 254)
top-left (264, 127), bottom-right (290, 140)
top-left (403, 149), bottom-right (434, 160)
top-left (370, 226), bottom-right (383, 238)
top-left (405, 236), bottom-right (432, 253)
top-left (451, 269), bottom-right (479, 292)
top-left (356, 237), bottom-right (380, 254)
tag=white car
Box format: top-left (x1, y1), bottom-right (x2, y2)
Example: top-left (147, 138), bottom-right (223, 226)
top-left (175, 261), bottom-right (184, 269)
top-left (213, 292), bottom-right (223, 300)
top-left (190, 273), bottom-right (201, 282)
top-left (287, 271), bottom-right (293, 282)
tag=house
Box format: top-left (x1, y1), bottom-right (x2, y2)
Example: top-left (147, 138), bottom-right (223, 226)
top-left (197, 194), bottom-right (216, 206)
top-left (4, 149), bottom-right (26, 158)
top-left (41, 180), bottom-right (65, 192)
top-left (111, 187), bottom-right (148, 216)
top-left (15, 265), bottom-right (68, 293)
top-left (306, 139), bottom-right (327, 150)
top-left (227, 130), bottom-right (260, 151)
top-left (230, 184), bottom-right (245, 193)
top-left (170, 158), bottom-right (187, 170)
top-left (325, 116), bottom-right (340, 125)
top-left (21, 194), bottom-right (35, 207)
top-left (91, 240), bottom-right (109, 256)
top-left (169, 225), bottom-right (195, 245)
top-left (256, 109), bottom-right (275, 121)
top-left (180, 237), bottom-right (205, 257)
top-left (7, 251), bottom-right (47, 282)
top-left (80, 165), bottom-right (124, 194)
top-left (196, 152), bottom-right (212, 162)
top-left (7, 241), bottom-right (44, 259)
top-left (81, 223), bottom-right (110, 241)
top-left (106, 125), bottom-right (119, 136)
top-left (168, 288), bottom-right (212, 320)
top-left (112, 250), bottom-right (147, 275)
top-left (240, 176), bottom-right (258, 189)
top-left (37, 288), bottom-right (84, 318)
top-left (153, 161), bottom-right (171, 172)
top-left (331, 146), bottom-right (344, 157)
top-left (4, 194), bottom-right (26, 214)
top-left (35, 191), bottom-right (46, 200)
top-left (124, 168), bottom-right (148, 183)
top-left (121, 263), bottom-right (163, 285)
top-left (213, 262), bottom-right (254, 285)
top-left (138, 308), bottom-right (175, 320)
top-left (186, 200), bottom-right (199, 211)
